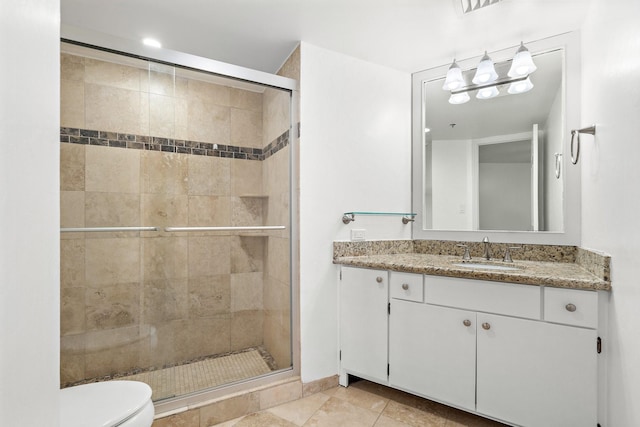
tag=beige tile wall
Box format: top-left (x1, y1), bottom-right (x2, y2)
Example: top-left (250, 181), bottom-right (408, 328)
top-left (61, 52), bottom-right (264, 147)
top-left (60, 52), bottom-right (293, 386)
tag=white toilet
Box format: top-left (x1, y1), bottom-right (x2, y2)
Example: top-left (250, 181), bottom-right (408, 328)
top-left (60, 381), bottom-right (154, 427)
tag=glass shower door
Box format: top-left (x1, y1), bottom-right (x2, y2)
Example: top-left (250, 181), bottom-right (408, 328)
top-left (60, 42), bottom-right (293, 402)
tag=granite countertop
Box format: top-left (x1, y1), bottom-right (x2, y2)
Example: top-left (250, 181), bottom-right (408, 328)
top-left (334, 253), bottom-right (611, 291)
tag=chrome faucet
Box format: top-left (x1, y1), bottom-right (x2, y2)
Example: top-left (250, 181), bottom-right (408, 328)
top-left (457, 244), bottom-right (472, 262)
top-left (482, 237), bottom-right (491, 260)
top-left (503, 246), bottom-right (523, 263)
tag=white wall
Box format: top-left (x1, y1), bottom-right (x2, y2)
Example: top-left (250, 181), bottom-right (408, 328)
top-left (432, 140), bottom-right (472, 230)
top-left (0, 1), bottom-right (60, 426)
top-left (580, 0), bottom-right (640, 425)
top-left (299, 42), bottom-right (411, 382)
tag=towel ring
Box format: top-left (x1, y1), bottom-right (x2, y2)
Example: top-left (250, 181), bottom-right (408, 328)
top-left (554, 153), bottom-right (562, 179)
top-left (570, 131), bottom-right (580, 164)
top-left (570, 125), bottom-right (596, 164)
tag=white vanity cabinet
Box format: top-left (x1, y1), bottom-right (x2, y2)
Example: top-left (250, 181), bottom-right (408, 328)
top-left (476, 313), bottom-right (597, 427)
top-left (389, 299), bottom-right (477, 411)
top-left (339, 267), bottom-right (389, 384)
top-left (339, 266), bottom-right (604, 427)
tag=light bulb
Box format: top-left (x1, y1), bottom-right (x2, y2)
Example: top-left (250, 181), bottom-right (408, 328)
top-left (476, 86), bottom-right (499, 99)
top-left (508, 42), bottom-right (537, 78)
top-left (472, 52), bottom-right (498, 85)
top-left (449, 92), bottom-right (470, 104)
top-left (508, 77), bottom-right (534, 94)
top-left (442, 60), bottom-right (465, 91)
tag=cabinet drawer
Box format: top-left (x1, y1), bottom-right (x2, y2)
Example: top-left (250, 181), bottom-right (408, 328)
top-left (425, 275), bottom-right (541, 319)
top-left (390, 272), bottom-right (424, 302)
top-left (544, 287), bottom-right (598, 328)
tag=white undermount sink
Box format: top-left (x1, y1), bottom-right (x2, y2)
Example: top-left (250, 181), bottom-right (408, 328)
top-left (452, 262), bottom-right (521, 271)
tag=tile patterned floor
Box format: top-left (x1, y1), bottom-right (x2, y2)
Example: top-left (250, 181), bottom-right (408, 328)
top-left (120, 349), bottom-right (272, 401)
top-left (212, 379), bottom-right (508, 427)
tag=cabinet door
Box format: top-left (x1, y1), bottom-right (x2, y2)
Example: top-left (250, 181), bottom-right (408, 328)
top-left (477, 313), bottom-right (597, 427)
top-left (339, 267), bottom-right (388, 384)
top-left (389, 300), bottom-right (476, 411)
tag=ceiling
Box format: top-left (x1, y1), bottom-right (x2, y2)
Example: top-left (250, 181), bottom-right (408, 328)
top-left (61, 0), bottom-right (592, 74)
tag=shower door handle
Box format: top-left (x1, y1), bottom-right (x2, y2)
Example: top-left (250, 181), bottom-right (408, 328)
top-left (61, 226), bottom-right (159, 233)
top-left (164, 225), bottom-right (286, 232)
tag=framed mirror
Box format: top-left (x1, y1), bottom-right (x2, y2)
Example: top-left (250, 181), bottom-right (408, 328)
top-left (412, 33), bottom-right (581, 244)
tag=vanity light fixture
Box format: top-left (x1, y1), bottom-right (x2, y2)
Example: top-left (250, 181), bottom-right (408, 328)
top-left (472, 51), bottom-right (498, 84)
top-left (508, 42), bottom-right (537, 77)
top-left (449, 92), bottom-right (471, 104)
top-left (476, 85), bottom-right (499, 99)
top-left (443, 42), bottom-right (537, 103)
top-left (442, 59), bottom-right (465, 90)
top-left (507, 76), bottom-right (534, 94)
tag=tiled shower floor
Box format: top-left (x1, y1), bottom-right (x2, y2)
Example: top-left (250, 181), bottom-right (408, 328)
top-left (119, 348), bottom-right (274, 401)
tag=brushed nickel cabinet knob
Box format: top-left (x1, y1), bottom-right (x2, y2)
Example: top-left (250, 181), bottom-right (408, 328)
top-left (401, 283), bottom-right (409, 290)
top-left (463, 319), bottom-right (471, 327)
top-left (482, 322), bottom-right (491, 330)
top-left (376, 276), bottom-right (383, 283)
top-left (566, 303), bottom-right (577, 312)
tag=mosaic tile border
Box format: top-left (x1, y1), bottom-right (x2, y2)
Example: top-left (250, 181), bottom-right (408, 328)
top-left (60, 126), bottom-right (294, 161)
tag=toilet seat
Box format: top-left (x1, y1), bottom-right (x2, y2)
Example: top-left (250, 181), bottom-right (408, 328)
top-left (60, 381), bottom-right (153, 427)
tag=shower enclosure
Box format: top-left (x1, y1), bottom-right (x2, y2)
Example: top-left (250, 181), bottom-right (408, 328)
top-left (59, 42), bottom-right (295, 402)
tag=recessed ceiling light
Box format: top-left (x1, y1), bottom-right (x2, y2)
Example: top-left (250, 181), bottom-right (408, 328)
top-left (142, 38), bottom-right (162, 48)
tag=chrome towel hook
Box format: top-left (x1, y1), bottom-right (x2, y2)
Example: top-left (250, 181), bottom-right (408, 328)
top-left (570, 125), bottom-right (596, 164)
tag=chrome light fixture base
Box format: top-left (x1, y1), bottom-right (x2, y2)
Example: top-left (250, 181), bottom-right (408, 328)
top-left (451, 74), bottom-right (528, 97)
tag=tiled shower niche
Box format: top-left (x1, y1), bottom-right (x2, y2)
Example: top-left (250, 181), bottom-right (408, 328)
top-left (59, 44), bottom-right (293, 400)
